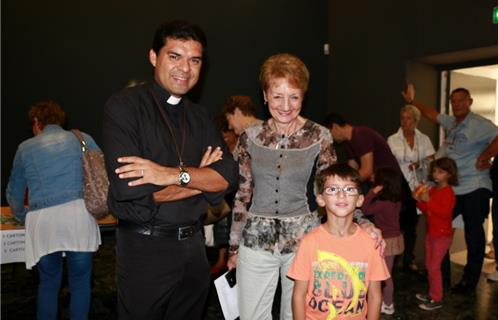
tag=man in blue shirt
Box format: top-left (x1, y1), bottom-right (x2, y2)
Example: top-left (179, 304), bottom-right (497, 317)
top-left (403, 85), bottom-right (498, 294)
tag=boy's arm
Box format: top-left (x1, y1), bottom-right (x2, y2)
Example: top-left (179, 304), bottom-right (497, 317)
top-left (292, 280), bottom-right (308, 320)
top-left (367, 280), bottom-right (381, 320)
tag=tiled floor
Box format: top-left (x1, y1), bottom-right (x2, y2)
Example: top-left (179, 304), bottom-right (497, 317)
top-left (2, 231), bottom-right (498, 319)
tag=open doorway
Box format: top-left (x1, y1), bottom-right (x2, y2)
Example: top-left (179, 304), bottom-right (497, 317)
top-left (442, 64), bottom-right (498, 121)
top-left (406, 47), bottom-right (498, 275)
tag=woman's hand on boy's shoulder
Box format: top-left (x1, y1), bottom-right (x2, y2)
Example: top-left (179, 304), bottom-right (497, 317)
top-left (372, 185), bottom-right (383, 194)
top-left (358, 222), bottom-right (386, 256)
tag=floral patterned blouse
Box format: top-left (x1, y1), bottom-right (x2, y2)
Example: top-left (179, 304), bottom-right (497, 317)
top-left (229, 119), bottom-right (336, 254)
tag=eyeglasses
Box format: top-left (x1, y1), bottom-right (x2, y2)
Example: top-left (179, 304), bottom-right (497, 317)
top-left (323, 185), bottom-right (359, 196)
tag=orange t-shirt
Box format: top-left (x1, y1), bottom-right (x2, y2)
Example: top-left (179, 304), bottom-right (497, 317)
top-left (288, 224), bottom-right (390, 320)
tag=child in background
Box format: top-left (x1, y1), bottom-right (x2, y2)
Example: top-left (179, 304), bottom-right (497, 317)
top-left (413, 157), bottom-right (458, 311)
top-left (209, 127), bottom-right (239, 274)
top-left (361, 168), bottom-right (404, 316)
top-left (288, 164), bottom-right (389, 320)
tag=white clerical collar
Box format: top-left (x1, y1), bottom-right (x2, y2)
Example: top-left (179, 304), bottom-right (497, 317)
top-left (167, 95), bottom-right (182, 105)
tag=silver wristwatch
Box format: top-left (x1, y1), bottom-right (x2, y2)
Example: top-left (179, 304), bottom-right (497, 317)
top-left (178, 165), bottom-right (191, 187)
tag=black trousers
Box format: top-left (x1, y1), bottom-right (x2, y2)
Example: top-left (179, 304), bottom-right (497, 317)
top-left (400, 178), bottom-right (418, 266)
top-left (454, 188), bottom-right (491, 287)
top-left (116, 227), bottom-right (211, 320)
top-left (492, 191), bottom-right (498, 271)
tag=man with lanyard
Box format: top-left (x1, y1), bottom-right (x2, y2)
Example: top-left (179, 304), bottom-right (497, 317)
top-left (402, 84), bottom-right (498, 294)
top-left (103, 20), bottom-right (238, 319)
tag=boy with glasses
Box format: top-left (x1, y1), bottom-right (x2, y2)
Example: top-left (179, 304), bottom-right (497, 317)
top-left (288, 164), bottom-right (389, 320)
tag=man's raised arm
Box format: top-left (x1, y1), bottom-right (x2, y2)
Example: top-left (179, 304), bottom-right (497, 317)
top-left (401, 83), bottom-right (439, 123)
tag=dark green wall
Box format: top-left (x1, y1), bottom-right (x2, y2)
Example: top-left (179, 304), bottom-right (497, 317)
top-left (1, 0), bottom-right (328, 202)
top-left (2, 1), bottom-right (498, 203)
top-left (327, 0), bottom-right (498, 137)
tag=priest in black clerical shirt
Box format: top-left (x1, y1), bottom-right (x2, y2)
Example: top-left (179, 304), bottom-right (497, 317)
top-left (103, 20), bottom-right (238, 320)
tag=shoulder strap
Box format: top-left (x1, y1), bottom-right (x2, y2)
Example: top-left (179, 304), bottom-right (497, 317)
top-left (71, 129), bottom-right (87, 152)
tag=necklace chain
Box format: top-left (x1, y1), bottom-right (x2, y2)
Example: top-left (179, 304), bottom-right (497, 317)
top-left (151, 90), bottom-right (186, 167)
top-left (402, 132), bottom-right (420, 163)
top-left (269, 118), bottom-right (301, 137)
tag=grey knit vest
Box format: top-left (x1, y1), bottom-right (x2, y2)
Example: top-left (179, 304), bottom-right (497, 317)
top-left (246, 127), bottom-right (321, 218)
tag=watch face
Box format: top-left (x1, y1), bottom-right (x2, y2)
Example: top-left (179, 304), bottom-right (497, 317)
top-left (179, 171), bottom-right (191, 184)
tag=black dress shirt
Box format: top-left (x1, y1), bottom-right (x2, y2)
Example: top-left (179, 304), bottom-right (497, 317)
top-left (103, 81), bottom-right (239, 226)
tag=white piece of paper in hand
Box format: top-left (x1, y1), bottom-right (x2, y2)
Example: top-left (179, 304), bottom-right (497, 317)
top-left (204, 224), bottom-right (214, 247)
top-left (214, 270), bottom-right (239, 320)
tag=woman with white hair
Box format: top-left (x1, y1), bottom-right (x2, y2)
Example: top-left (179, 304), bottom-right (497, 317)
top-left (387, 105), bottom-right (435, 273)
top-left (388, 105), bottom-right (435, 191)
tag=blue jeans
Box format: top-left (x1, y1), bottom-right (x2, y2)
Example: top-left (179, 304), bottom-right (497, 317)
top-left (37, 251), bottom-right (93, 320)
